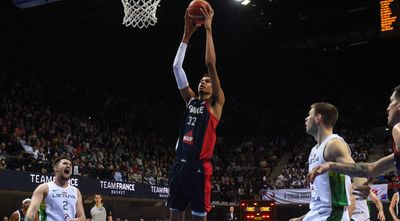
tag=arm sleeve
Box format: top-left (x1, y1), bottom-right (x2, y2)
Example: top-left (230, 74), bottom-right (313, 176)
top-left (172, 43), bottom-right (189, 89)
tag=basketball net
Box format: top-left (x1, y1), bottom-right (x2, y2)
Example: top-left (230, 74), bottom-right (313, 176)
top-left (121, 0), bottom-right (161, 29)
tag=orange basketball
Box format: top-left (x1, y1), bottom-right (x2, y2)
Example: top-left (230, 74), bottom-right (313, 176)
top-left (187, 0), bottom-right (210, 25)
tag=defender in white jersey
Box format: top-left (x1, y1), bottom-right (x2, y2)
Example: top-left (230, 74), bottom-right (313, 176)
top-left (25, 156), bottom-right (86, 221)
top-left (349, 178), bottom-right (385, 221)
top-left (290, 102), bottom-right (365, 221)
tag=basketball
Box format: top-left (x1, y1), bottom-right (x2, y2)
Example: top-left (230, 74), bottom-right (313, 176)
top-left (187, 0), bottom-right (210, 25)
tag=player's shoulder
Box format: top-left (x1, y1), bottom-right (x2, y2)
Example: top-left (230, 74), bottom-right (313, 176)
top-left (324, 136), bottom-right (351, 159)
top-left (36, 182), bottom-right (50, 191)
top-left (393, 123), bottom-right (400, 143)
top-left (326, 136), bottom-right (348, 149)
top-left (10, 209), bottom-right (19, 217)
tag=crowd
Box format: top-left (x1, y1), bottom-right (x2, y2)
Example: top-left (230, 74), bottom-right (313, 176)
top-left (0, 65), bottom-right (393, 204)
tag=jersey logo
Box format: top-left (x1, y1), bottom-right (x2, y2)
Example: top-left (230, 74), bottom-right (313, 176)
top-left (183, 130), bottom-right (193, 145)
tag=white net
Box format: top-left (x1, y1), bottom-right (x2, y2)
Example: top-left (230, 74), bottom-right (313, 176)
top-left (121, 0), bottom-right (161, 29)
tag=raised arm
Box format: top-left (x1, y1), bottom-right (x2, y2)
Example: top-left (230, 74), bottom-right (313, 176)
top-left (172, 11), bottom-right (198, 104)
top-left (202, 4), bottom-right (225, 120)
top-left (25, 184), bottom-right (47, 221)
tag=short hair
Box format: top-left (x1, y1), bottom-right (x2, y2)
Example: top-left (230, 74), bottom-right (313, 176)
top-left (393, 85), bottom-right (400, 101)
top-left (203, 73), bottom-right (210, 78)
top-left (52, 156), bottom-right (72, 168)
top-left (311, 102), bottom-right (338, 128)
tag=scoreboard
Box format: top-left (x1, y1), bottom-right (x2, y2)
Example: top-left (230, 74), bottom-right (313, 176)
top-left (239, 200), bottom-right (275, 221)
top-left (380, 0), bottom-right (400, 37)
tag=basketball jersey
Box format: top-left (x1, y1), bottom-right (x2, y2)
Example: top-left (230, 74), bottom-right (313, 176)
top-left (351, 199), bottom-right (370, 221)
top-left (17, 209), bottom-right (25, 221)
top-left (306, 134), bottom-right (352, 220)
top-left (43, 181), bottom-right (78, 221)
top-left (175, 98), bottom-right (219, 162)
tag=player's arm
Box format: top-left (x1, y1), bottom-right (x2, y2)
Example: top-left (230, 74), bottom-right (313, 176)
top-left (202, 5), bottom-right (225, 120)
top-left (9, 211), bottom-right (19, 221)
top-left (25, 184), bottom-right (47, 221)
top-left (369, 189), bottom-right (386, 221)
top-left (308, 154), bottom-right (395, 183)
top-left (70, 188), bottom-right (86, 221)
top-left (324, 139), bottom-right (371, 199)
top-left (389, 193), bottom-right (400, 221)
top-left (347, 193), bottom-right (356, 219)
top-left (172, 11), bottom-right (197, 104)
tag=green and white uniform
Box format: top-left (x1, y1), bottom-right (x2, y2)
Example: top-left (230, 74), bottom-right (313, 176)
top-left (304, 134), bottom-right (352, 221)
top-left (41, 181), bottom-right (78, 221)
top-left (351, 199), bottom-right (370, 221)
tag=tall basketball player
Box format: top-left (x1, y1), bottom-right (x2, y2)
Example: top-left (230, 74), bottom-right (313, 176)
top-left (290, 102), bottom-right (364, 221)
top-left (167, 3), bottom-right (224, 221)
top-left (24, 156), bottom-right (86, 221)
top-left (308, 85), bottom-right (400, 185)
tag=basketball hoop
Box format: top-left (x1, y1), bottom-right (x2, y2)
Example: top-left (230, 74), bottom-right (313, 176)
top-left (121, 0), bottom-right (161, 29)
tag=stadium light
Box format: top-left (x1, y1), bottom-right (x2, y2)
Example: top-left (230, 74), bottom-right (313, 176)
top-left (241, 0), bottom-right (251, 5)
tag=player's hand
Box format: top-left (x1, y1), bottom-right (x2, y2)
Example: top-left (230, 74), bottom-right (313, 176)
top-left (200, 3), bottom-right (213, 31)
top-left (377, 211), bottom-right (385, 221)
top-left (184, 10), bottom-right (200, 36)
top-left (307, 162), bottom-right (332, 184)
top-left (289, 218), bottom-right (302, 221)
top-left (352, 185), bottom-right (371, 200)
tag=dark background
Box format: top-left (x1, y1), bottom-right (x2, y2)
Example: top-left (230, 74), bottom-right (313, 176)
top-left (0, 0), bottom-right (398, 121)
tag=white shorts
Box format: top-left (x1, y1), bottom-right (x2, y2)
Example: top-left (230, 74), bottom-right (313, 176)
top-left (304, 207), bottom-right (350, 221)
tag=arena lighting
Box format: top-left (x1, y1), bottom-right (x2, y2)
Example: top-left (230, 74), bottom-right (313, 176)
top-left (241, 0), bottom-right (251, 5)
top-left (13, 0), bottom-right (62, 8)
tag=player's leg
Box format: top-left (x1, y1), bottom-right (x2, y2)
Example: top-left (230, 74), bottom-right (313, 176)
top-left (190, 162), bottom-right (212, 221)
top-left (168, 163), bottom-right (189, 221)
top-left (170, 209), bottom-right (185, 221)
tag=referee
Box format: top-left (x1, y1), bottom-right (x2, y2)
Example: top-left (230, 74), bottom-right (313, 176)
top-left (88, 194), bottom-right (113, 221)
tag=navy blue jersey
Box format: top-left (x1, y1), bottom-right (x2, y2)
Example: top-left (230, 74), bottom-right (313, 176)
top-left (17, 209), bottom-right (25, 221)
top-left (175, 98), bottom-right (219, 162)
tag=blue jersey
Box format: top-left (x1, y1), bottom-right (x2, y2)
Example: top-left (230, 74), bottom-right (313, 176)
top-left (175, 98), bottom-right (219, 162)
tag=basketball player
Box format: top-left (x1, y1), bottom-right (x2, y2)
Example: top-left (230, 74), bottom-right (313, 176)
top-left (9, 198), bottom-right (38, 221)
top-left (349, 178), bottom-right (385, 221)
top-left (289, 102), bottom-right (365, 221)
top-left (24, 156), bottom-right (86, 221)
top-left (308, 85), bottom-right (400, 184)
top-left (389, 191), bottom-right (400, 221)
top-left (168, 4), bottom-right (224, 221)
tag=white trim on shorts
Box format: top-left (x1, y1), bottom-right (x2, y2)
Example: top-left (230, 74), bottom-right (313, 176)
top-left (191, 211), bottom-right (207, 217)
